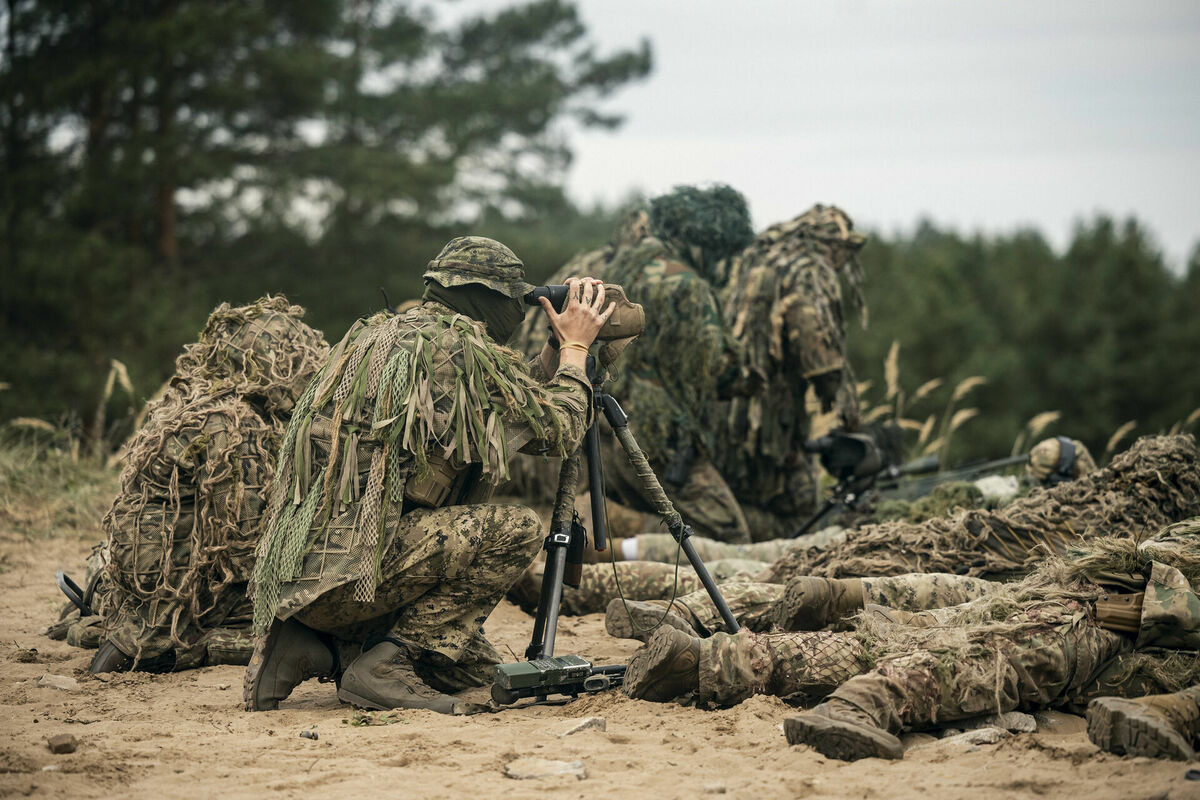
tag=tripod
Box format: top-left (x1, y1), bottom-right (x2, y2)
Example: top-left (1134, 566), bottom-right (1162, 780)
top-left (492, 352), bottom-right (740, 705)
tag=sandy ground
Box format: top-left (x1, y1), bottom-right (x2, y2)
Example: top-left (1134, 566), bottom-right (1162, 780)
top-left (2, 531), bottom-right (1198, 800)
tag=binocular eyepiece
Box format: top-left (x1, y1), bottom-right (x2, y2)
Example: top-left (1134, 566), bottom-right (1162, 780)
top-left (524, 285), bottom-right (570, 311)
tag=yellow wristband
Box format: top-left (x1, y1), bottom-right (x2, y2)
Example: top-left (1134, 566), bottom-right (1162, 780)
top-left (560, 341), bottom-right (591, 355)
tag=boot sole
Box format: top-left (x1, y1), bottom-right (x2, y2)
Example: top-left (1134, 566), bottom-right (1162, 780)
top-left (1086, 698), bottom-right (1197, 760)
top-left (337, 685), bottom-right (482, 715)
top-left (605, 599), bottom-right (695, 642)
top-left (784, 715), bottom-right (904, 761)
top-left (623, 628), bottom-right (698, 702)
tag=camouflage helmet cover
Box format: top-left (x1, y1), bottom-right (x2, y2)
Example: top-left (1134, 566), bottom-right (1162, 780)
top-left (423, 236), bottom-right (534, 299)
top-left (1027, 436), bottom-right (1097, 483)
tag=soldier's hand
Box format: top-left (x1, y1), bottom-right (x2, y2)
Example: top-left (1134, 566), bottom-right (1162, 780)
top-left (540, 277), bottom-right (615, 350)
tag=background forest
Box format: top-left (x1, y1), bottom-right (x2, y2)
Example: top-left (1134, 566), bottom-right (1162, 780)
top-left (2, 0), bottom-right (1197, 465)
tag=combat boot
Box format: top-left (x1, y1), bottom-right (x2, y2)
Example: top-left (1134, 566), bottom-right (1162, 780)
top-left (243, 618), bottom-right (336, 711)
top-left (622, 627), bottom-right (700, 702)
top-left (783, 700), bottom-right (904, 761)
top-left (771, 577), bottom-right (864, 631)
top-left (1086, 686), bottom-right (1200, 760)
top-left (89, 640), bottom-right (133, 674)
top-left (605, 598), bottom-right (699, 642)
top-left (337, 639), bottom-right (486, 715)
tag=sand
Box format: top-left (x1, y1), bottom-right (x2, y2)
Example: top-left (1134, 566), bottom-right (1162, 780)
top-left (2, 531), bottom-right (1197, 800)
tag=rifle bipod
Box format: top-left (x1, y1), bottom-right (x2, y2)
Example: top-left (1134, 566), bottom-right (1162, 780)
top-left (491, 356), bottom-right (741, 705)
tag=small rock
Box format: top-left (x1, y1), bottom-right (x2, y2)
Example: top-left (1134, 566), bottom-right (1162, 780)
top-left (217, 684), bottom-right (230, 691)
top-left (960, 711), bottom-right (1037, 734)
top-left (299, 731), bottom-right (318, 741)
top-left (41, 765), bottom-right (60, 772)
top-left (504, 757), bottom-right (586, 780)
top-left (37, 674), bottom-right (78, 692)
top-left (12, 648), bottom-right (39, 663)
top-left (703, 782), bottom-right (727, 794)
top-left (47, 734), bottom-right (77, 754)
top-left (554, 716), bottom-right (606, 738)
top-left (940, 727), bottom-right (1010, 747)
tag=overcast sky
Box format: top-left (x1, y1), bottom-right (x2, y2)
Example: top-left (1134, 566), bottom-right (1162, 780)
top-left (469, 0), bottom-right (1200, 266)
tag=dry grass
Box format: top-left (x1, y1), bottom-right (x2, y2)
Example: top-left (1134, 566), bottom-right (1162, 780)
top-left (1010, 410), bottom-right (1062, 457)
top-left (854, 347), bottom-right (1065, 469)
top-left (0, 429), bottom-right (116, 540)
top-left (1105, 420), bottom-right (1139, 461)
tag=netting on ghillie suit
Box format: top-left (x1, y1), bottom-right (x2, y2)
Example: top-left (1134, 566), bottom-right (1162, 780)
top-left (92, 297), bottom-right (329, 669)
top-left (715, 205), bottom-right (866, 519)
top-left (251, 305), bottom-right (579, 631)
top-left (762, 434), bottom-right (1200, 584)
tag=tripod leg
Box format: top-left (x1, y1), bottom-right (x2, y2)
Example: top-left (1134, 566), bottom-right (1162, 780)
top-left (605, 409), bottom-right (741, 633)
top-left (526, 450), bottom-right (582, 660)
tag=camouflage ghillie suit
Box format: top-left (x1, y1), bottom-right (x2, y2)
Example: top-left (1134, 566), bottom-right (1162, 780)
top-left (508, 193), bottom-right (759, 543)
top-left (92, 297), bottom-right (329, 668)
top-left (782, 521), bottom-right (1200, 756)
top-left (667, 520), bottom-right (1200, 717)
top-left (761, 435), bottom-right (1200, 584)
top-left (252, 284), bottom-right (590, 681)
top-left (596, 234), bottom-right (756, 543)
top-left (714, 206), bottom-right (866, 540)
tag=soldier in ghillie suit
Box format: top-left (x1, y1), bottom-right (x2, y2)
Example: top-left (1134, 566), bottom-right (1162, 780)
top-left (86, 297), bottom-right (330, 673)
top-left (621, 514), bottom-right (1200, 764)
top-left (508, 186), bottom-right (761, 543)
top-left (526, 435), bottom-right (1193, 638)
top-left (714, 205), bottom-right (866, 540)
top-left (594, 186), bottom-right (762, 543)
top-left (760, 434), bottom-right (1199, 584)
top-left (245, 237), bottom-right (614, 714)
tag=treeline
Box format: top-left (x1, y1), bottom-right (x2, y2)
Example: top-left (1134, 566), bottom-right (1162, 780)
top-left (848, 218), bottom-right (1200, 464)
top-left (3, 2), bottom-right (1197, 465)
top-left (0, 0), bottom-right (650, 438)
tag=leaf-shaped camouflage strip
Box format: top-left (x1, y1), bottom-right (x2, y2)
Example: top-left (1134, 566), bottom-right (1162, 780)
top-left (252, 303), bottom-right (586, 623)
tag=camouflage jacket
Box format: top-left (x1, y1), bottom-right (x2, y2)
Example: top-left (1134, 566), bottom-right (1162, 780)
top-left (602, 237), bottom-right (749, 466)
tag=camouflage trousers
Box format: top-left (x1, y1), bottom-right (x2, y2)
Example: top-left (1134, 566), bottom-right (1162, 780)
top-left (295, 503), bottom-right (542, 664)
top-left (699, 630), bottom-right (870, 707)
top-left (666, 581), bottom-right (782, 633)
top-left (692, 573), bottom-right (1003, 706)
top-left (634, 533), bottom-right (802, 565)
top-left (861, 573), bottom-right (998, 612)
top-left (551, 559), bottom-right (769, 616)
top-left (826, 600), bottom-right (1132, 731)
top-left (602, 436), bottom-right (750, 544)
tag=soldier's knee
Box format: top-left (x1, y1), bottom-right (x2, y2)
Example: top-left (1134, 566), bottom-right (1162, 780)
top-left (486, 505), bottom-right (542, 552)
